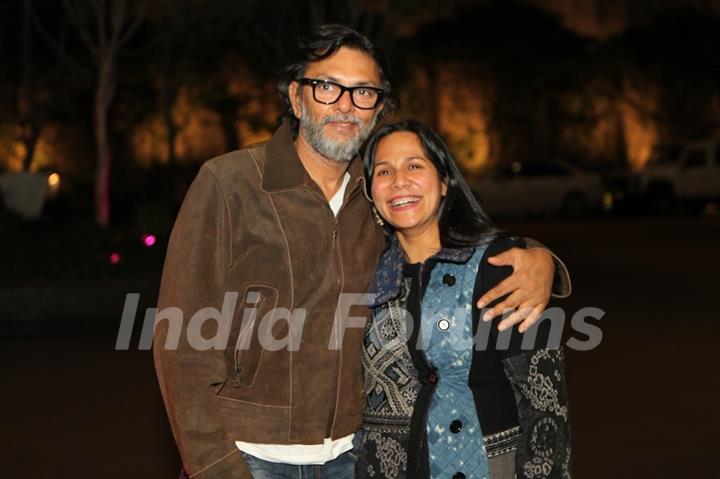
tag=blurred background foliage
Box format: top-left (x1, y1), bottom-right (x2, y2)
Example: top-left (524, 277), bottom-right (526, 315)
top-left (1, 0), bottom-right (719, 282)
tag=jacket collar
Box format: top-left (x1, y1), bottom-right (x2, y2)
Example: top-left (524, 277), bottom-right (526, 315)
top-left (261, 121), bottom-right (367, 195)
top-left (368, 235), bottom-right (476, 307)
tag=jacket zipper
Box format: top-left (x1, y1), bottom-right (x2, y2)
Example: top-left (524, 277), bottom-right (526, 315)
top-left (324, 181), bottom-right (359, 438)
top-left (325, 214), bottom-right (342, 437)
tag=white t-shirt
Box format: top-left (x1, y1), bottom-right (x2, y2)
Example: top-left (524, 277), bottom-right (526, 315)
top-left (235, 172), bottom-right (354, 464)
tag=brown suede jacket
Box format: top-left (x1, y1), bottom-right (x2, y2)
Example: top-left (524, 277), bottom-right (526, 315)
top-left (153, 122), bottom-right (386, 478)
top-left (153, 122), bottom-right (572, 478)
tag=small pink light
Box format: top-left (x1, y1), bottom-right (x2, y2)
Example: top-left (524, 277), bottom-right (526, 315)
top-left (143, 234), bottom-right (157, 247)
top-left (110, 253), bottom-right (121, 265)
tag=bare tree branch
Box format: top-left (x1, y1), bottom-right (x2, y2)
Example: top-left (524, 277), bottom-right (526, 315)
top-left (93, 0), bottom-right (108, 48)
top-left (346, 0), bottom-right (360, 29)
top-left (119, 0), bottom-right (147, 47)
top-left (62, 0), bottom-right (99, 61)
top-left (310, 0), bottom-right (325, 26)
top-left (251, 22), bottom-right (284, 71)
top-left (31, 1), bottom-right (93, 77)
top-left (108, 0), bottom-right (125, 49)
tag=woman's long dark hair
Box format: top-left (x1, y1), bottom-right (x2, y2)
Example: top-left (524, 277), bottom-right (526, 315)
top-left (362, 119), bottom-right (499, 247)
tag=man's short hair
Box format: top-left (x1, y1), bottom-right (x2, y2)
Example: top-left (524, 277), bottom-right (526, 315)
top-left (277, 24), bottom-right (395, 134)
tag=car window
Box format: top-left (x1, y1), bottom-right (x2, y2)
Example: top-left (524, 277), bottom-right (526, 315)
top-left (684, 149), bottom-right (707, 168)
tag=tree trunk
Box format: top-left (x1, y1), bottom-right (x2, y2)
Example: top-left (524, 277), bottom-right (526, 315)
top-left (163, 84), bottom-right (178, 164)
top-left (20, 0), bottom-right (39, 171)
top-left (94, 58), bottom-right (116, 228)
top-left (217, 98), bottom-right (240, 152)
top-left (21, 125), bottom-right (41, 171)
top-left (427, 63), bottom-right (440, 132)
top-left (614, 104), bottom-right (628, 167)
top-left (220, 112), bottom-right (239, 152)
top-left (162, 51), bottom-right (181, 165)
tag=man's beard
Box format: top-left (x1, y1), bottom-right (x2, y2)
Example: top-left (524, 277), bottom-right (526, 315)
top-left (299, 101), bottom-right (378, 163)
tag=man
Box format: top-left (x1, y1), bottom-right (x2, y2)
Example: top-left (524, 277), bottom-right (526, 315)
top-left (153, 24), bottom-right (570, 479)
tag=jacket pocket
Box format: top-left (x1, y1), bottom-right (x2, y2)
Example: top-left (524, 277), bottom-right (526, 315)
top-left (231, 285), bottom-right (279, 388)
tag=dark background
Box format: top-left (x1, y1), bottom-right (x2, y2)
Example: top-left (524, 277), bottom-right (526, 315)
top-left (1, 0), bottom-right (719, 477)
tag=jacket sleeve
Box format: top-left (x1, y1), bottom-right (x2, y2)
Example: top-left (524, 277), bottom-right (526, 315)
top-left (480, 236), bottom-right (572, 479)
top-left (501, 350), bottom-right (572, 479)
top-left (524, 237), bottom-right (572, 299)
top-left (153, 164), bottom-right (252, 478)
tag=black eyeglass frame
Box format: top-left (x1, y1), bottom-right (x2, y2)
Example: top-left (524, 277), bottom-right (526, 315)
top-left (297, 78), bottom-right (385, 110)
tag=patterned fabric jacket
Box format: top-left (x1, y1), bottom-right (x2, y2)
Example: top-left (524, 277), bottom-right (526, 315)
top-left (356, 234), bottom-right (572, 479)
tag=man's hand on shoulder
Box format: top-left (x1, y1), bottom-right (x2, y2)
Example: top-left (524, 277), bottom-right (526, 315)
top-left (476, 247), bottom-right (554, 333)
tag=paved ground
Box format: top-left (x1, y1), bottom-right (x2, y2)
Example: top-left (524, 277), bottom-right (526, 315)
top-left (2, 215), bottom-right (718, 478)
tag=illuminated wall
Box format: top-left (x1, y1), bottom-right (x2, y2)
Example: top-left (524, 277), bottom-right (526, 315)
top-left (0, 123), bottom-right (93, 180)
top-left (435, 64), bottom-right (494, 175)
top-left (131, 63), bottom-right (278, 167)
top-left (400, 62), bottom-right (495, 176)
top-left (401, 60), bottom-right (665, 173)
top-left (619, 79), bottom-right (660, 171)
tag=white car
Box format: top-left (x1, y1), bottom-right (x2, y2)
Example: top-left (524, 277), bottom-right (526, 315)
top-left (471, 161), bottom-right (609, 216)
top-left (632, 140), bottom-right (720, 211)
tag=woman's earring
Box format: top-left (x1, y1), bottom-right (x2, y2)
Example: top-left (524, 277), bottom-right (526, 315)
top-left (372, 206), bottom-right (384, 227)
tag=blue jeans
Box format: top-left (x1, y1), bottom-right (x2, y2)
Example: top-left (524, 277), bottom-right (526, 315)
top-left (240, 448), bottom-right (357, 479)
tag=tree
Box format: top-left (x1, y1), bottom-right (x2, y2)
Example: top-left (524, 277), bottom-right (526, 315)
top-left (36, 0), bottom-right (146, 227)
top-left (19, 0), bottom-right (41, 171)
top-left (0, 0), bottom-right (66, 172)
top-left (160, 0), bottom-right (256, 155)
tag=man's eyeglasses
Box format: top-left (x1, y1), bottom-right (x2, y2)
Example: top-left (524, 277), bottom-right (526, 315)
top-left (297, 78), bottom-right (384, 110)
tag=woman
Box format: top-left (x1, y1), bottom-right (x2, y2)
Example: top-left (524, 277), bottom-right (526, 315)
top-left (355, 119), bottom-right (571, 479)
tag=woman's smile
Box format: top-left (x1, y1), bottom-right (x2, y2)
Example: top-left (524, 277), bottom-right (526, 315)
top-left (387, 195), bottom-right (421, 210)
top-left (371, 131), bottom-right (447, 237)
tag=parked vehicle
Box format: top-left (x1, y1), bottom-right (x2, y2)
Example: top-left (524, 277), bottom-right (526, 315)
top-left (613, 140), bottom-right (720, 212)
top-left (471, 161), bottom-right (609, 216)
